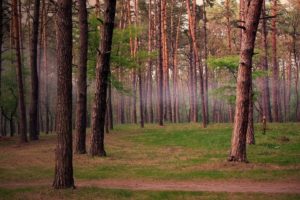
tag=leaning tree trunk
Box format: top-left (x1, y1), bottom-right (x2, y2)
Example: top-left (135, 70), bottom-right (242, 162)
top-left (52, 0), bottom-right (74, 189)
top-left (90, 0), bottom-right (116, 157)
top-left (228, 0), bottom-right (263, 162)
top-left (29, 0), bottom-right (40, 141)
top-left (75, 0), bottom-right (88, 154)
top-left (12, 0), bottom-right (27, 143)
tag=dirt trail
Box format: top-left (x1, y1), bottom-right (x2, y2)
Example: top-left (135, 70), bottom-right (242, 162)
top-left (1, 179), bottom-right (300, 194)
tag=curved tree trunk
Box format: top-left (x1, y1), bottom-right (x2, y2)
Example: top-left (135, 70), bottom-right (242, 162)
top-left (52, 0), bottom-right (74, 189)
top-left (75, 0), bottom-right (88, 154)
top-left (90, 0), bottom-right (116, 157)
top-left (228, 0), bottom-right (263, 162)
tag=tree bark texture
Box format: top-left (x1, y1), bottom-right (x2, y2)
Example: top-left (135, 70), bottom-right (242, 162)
top-left (228, 0), bottom-right (263, 162)
top-left (52, 0), bottom-right (74, 189)
top-left (90, 0), bottom-right (116, 157)
top-left (75, 0), bottom-right (88, 154)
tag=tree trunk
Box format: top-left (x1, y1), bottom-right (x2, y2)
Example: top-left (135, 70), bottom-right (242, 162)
top-left (0, 0), bottom-right (3, 135)
top-left (108, 79), bottom-right (113, 130)
top-left (203, 0), bottom-right (209, 124)
top-left (247, 80), bottom-right (255, 144)
top-left (52, 0), bottom-right (74, 189)
top-left (225, 0), bottom-right (232, 53)
top-left (271, 0), bottom-right (280, 122)
top-left (75, 0), bottom-right (88, 154)
top-left (261, 0), bottom-right (273, 122)
top-left (228, 0), bottom-right (263, 162)
top-left (0, 0), bottom-right (2, 111)
top-left (158, 0), bottom-right (164, 126)
top-left (147, 0), bottom-right (154, 123)
top-left (186, 0), bottom-right (206, 127)
top-left (286, 52), bottom-right (292, 120)
top-left (29, 0), bottom-right (40, 141)
top-left (12, 0), bottom-right (27, 143)
top-left (138, 68), bottom-right (144, 128)
top-left (89, 0), bottom-right (116, 157)
top-left (43, 0), bottom-right (50, 134)
top-left (132, 70), bottom-right (137, 123)
top-left (172, 3), bottom-right (182, 123)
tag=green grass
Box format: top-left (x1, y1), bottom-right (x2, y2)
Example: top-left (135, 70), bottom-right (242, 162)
top-left (0, 123), bottom-right (299, 199)
top-left (1, 187), bottom-right (300, 200)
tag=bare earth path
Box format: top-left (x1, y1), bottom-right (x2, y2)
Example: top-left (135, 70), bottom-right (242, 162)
top-left (1, 179), bottom-right (300, 194)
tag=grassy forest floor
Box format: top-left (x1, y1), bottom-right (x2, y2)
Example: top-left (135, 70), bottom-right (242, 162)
top-left (0, 123), bottom-right (300, 199)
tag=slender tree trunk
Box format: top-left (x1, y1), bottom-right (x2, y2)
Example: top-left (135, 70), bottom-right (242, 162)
top-left (119, 68), bottom-right (125, 124)
top-left (261, 0), bottom-right (272, 122)
top-left (158, 0), bottom-right (164, 126)
top-left (90, 0), bottom-right (116, 157)
top-left (53, 0), bottom-right (74, 189)
top-left (186, 0), bottom-right (206, 127)
top-left (132, 70), bottom-right (137, 123)
top-left (228, 0), bottom-right (263, 162)
top-left (172, 3), bottom-right (182, 123)
top-left (43, 1), bottom-right (50, 134)
top-left (138, 68), bottom-right (144, 128)
top-left (29, 0), bottom-right (40, 141)
top-left (12, 0), bottom-right (27, 143)
top-left (203, 0), bottom-right (209, 124)
top-left (286, 52), bottom-right (292, 120)
top-left (225, 0), bottom-right (232, 53)
top-left (247, 79), bottom-right (255, 144)
top-left (108, 77), bottom-right (113, 129)
top-left (271, 0), bottom-right (280, 122)
top-left (148, 0), bottom-right (154, 123)
top-left (75, 0), bottom-right (88, 154)
top-left (161, 0), bottom-right (172, 122)
top-left (188, 39), bottom-right (195, 122)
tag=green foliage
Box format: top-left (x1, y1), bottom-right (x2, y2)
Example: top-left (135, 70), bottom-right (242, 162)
top-left (85, 16), bottom-right (154, 96)
top-left (208, 55), bottom-right (239, 77)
